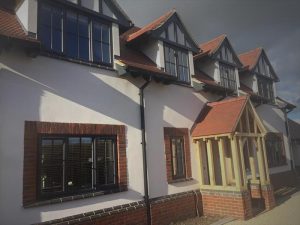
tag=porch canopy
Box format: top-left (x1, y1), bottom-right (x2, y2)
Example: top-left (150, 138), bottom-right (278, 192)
top-left (192, 96), bottom-right (270, 191)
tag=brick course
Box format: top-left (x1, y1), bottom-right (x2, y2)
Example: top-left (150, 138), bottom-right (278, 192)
top-left (33, 190), bottom-right (202, 225)
top-left (23, 121), bottom-right (127, 206)
top-left (261, 185), bottom-right (276, 210)
top-left (201, 189), bottom-right (253, 220)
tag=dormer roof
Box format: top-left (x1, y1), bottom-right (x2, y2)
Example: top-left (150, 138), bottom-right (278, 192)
top-left (0, 8), bottom-right (38, 44)
top-left (199, 34), bottom-right (226, 56)
top-left (239, 48), bottom-right (279, 82)
top-left (195, 34), bottom-right (243, 67)
top-left (126, 9), bottom-right (199, 52)
top-left (126, 9), bottom-right (175, 42)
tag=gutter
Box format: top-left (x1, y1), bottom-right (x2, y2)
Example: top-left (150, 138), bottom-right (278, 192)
top-left (139, 77), bottom-right (152, 225)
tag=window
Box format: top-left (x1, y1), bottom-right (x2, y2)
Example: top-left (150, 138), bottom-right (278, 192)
top-left (265, 133), bottom-right (286, 168)
top-left (219, 63), bottom-right (237, 90)
top-left (171, 137), bottom-right (185, 179)
top-left (39, 3), bottom-right (63, 53)
top-left (39, 136), bottom-right (117, 199)
top-left (38, 2), bottom-right (112, 66)
top-left (164, 22), bottom-right (193, 48)
top-left (23, 122), bottom-right (127, 206)
top-left (164, 44), bottom-right (190, 83)
top-left (257, 57), bottom-right (270, 77)
top-left (164, 128), bottom-right (192, 183)
top-left (257, 77), bottom-right (274, 101)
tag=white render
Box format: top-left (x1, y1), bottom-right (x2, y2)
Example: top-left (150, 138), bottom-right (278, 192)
top-left (16, 0), bottom-right (38, 34)
top-left (141, 39), bottom-right (165, 69)
top-left (0, 48), bottom-right (205, 224)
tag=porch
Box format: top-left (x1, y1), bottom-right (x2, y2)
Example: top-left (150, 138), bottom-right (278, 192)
top-left (192, 96), bottom-right (276, 220)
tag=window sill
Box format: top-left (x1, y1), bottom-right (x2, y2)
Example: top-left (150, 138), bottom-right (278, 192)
top-left (23, 186), bottom-right (127, 208)
top-left (40, 52), bottom-right (116, 72)
top-left (169, 177), bottom-right (194, 184)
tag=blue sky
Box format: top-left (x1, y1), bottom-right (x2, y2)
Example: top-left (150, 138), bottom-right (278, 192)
top-left (117, 0), bottom-right (300, 122)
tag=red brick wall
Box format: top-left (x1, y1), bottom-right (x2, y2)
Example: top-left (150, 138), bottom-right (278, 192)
top-left (250, 184), bottom-right (262, 199)
top-left (261, 185), bottom-right (276, 210)
top-left (202, 189), bottom-right (253, 220)
top-left (35, 190), bottom-right (202, 225)
top-left (23, 121), bottom-right (127, 206)
top-left (151, 191), bottom-right (202, 225)
top-left (163, 127), bottom-right (192, 183)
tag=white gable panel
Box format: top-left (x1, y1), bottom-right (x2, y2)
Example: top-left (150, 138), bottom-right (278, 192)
top-left (103, 0), bottom-right (116, 19)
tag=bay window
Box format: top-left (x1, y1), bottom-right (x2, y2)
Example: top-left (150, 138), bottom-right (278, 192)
top-left (164, 44), bottom-right (190, 83)
top-left (38, 1), bottom-right (112, 66)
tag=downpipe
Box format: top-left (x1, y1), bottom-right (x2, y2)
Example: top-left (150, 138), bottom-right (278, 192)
top-left (139, 78), bottom-right (152, 225)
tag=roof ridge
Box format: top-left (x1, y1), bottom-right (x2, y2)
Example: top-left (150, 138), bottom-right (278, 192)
top-left (238, 47), bottom-right (262, 57)
top-left (208, 96), bottom-right (248, 106)
top-left (126, 9), bottom-right (176, 42)
top-left (199, 34), bottom-right (226, 48)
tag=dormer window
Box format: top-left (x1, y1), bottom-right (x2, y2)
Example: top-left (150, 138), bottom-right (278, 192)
top-left (219, 63), bottom-right (236, 90)
top-left (257, 77), bottom-right (274, 102)
top-left (164, 44), bottom-right (190, 83)
top-left (38, 1), bottom-right (112, 66)
top-left (255, 57), bottom-right (271, 77)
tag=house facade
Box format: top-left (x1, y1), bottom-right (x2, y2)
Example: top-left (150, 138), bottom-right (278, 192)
top-left (0, 0), bottom-right (296, 225)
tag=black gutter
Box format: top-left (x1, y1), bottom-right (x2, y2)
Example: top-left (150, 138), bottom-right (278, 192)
top-left (139, 77), bottom-right (152, 225)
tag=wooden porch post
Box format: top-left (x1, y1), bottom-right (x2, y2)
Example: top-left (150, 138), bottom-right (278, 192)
top-left (231, 136), bottom-right (242, 189)
top-left (257, 137), bottom-right (267, 185)
top-left (218, 137), bottom-right (227, 186)
top-left (195, 140), bottom-right (204, 185)
top-left (249, 138), bottom-right (257, 181)
top-left (206, 139), bottom-right (216, 186)
top-left (238, 137), bottom-right (248, 186)
top-left (261, 136), bottom-right (270, 182)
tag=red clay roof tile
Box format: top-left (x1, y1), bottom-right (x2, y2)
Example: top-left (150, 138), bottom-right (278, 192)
top-left (199, 34), bottom-right (226, 55)
top-left (0, 8), bottom-right (38, 43)
top-left (126, 9), bottom-right (175, 42)
top-left (192, 96), bottom-right (248, 137)
top-left (238, 48), bottom-right (262, 70)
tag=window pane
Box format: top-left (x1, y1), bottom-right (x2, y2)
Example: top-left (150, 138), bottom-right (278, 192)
top-left (93, 41), bottom-right (102, 62)
top-left (102, 43), bottom-right (111, 64)
top-left (52, 29), bottom-right (62, 53)
top-left (93, 22), bottom-right (102, 41)
top-left (171, 138), bottom-right (185, 178)
top-left (66, 137), bottom-right (81, 191)
top-left (79, 37), bottom-right (89, 61)
top-left (40, 139), bottom-right (64, 194)
top-left (102, 25), bottom-right (110, 44)
top-left (168, 23), bottom-right (176, 42)
top-left (66, 11), bottom-right (77, 34)
top-left (39, 26), bottom-right (51, 50)
top-left (106, 140), bottom-right (115, 184)
top-left (80, 138), bottom-right (93, 189)
top-left (95, 139), bottom-right (106, 185)
top-left (66, 34), bottom-right (78, 58)
top-left (40, 4), bottom-right (51, 26)
top-left (66, 11), bottom-right (78, 58)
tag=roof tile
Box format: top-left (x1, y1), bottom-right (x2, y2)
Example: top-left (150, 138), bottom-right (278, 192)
top-left (192, 96), bottom-right (248, 137)
top-left (238, 48), bottom-right (262, 70)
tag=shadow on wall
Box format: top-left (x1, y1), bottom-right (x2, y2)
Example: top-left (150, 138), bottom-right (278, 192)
top-left (0, 52), bottom-right (148, 224)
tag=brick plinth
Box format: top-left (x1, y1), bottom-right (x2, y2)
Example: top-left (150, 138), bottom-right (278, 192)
top-left (250, 184), bottom-right (262, 199)
top-left (261, 185), bottom-right (276, 210)
top-left (34, 190), bottom-right (202, 225)
top-left (201, 189), bottom-right (253, 220)
top-left (151, 190), bottom-right (202, 225)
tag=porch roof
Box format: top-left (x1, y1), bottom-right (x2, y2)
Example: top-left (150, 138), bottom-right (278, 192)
top-left (192, 96), bottom-right (248, 137)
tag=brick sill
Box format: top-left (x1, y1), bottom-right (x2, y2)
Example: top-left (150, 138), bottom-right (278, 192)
top-left (24, 187), bottom-right (127, 208)
top-left (168, 177), bottom-right (194, 184)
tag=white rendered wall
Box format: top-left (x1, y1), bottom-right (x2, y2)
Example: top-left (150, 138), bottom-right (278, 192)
top-left (195, 60), bottom-right (218, 81)
top-left (0, 50), bottom-right (145, 224)
top-left (0, 49), bottom-right (207, 224)
top-left (16, 0), bottom-right (38, 34)
top-left (256, 104), bottom-right (292, 174)
top-left (141, 39), bottom-right (163, 68)
top-left (144, 84), bottom-right (206, 198)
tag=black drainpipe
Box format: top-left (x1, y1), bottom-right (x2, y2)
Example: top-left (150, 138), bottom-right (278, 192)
top-left (139, 77), bottom-right (152, 225)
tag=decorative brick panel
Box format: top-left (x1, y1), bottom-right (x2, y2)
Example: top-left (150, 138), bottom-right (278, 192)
top-left (250, 184), bottom-right (262, 199)
top-left (23, 121), bottom-right (127, 206)
top-left (201, 189), bottom-right (253, 220)
top-left (163, 127), bottom-right (192, 183)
